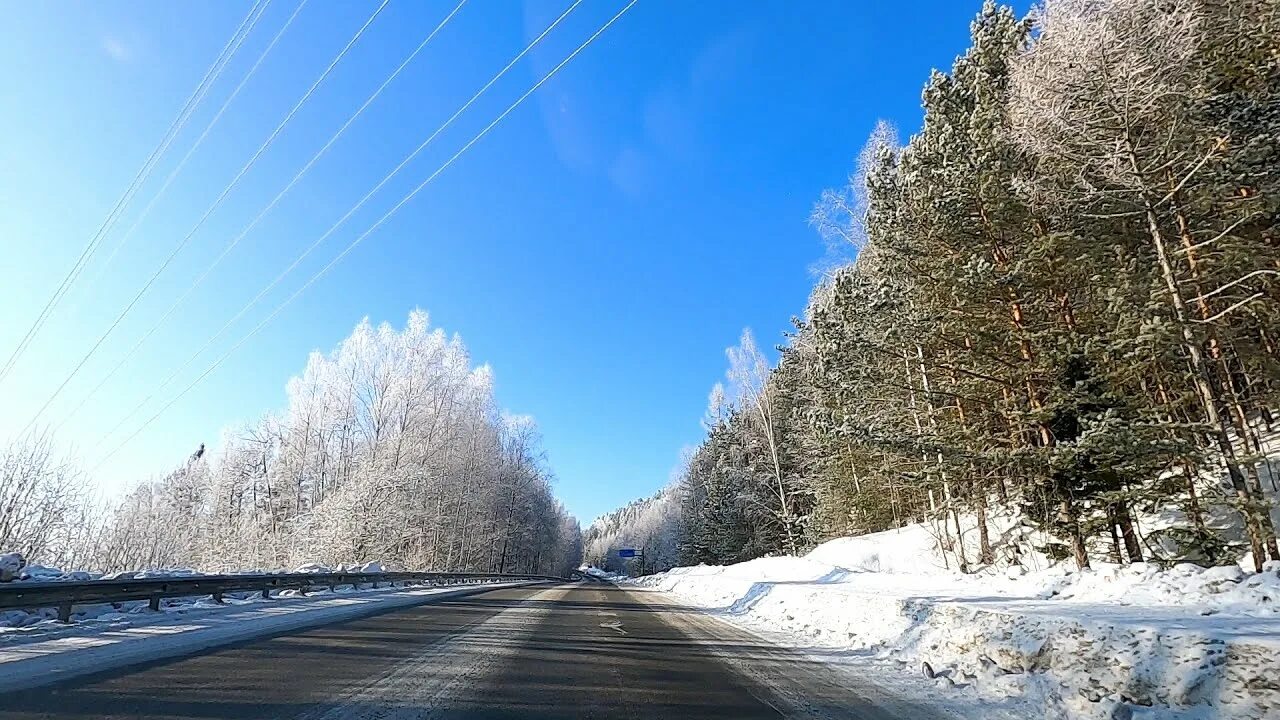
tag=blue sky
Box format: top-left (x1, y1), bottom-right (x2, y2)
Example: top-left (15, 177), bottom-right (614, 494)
top-left (0, 0), bottom-right (1004, 525)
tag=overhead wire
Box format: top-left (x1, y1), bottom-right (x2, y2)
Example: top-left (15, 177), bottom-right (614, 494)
top-left (19, 0), bottom-right (391, 434)
top-left (0, 0), bottom-right (269, 387)
top-left (89, 0), bottom-right (587, 450)
top-left (82, 0), bottom-right (311, 295)
top-left (91, 0), bottom-right (640, 469)
top-left (55, 0), bottom-right (469, 433)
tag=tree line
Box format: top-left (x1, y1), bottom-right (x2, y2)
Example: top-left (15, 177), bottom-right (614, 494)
top-left (582, 488), bottom-right (680, 574)
top-left (600, 0), bottom-right (1279, 575)
top-left (1, 310), bottom-right (582, 578)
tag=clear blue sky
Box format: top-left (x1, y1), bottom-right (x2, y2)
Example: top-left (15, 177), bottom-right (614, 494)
top-left (0, 0), bottom-right (1008, 525)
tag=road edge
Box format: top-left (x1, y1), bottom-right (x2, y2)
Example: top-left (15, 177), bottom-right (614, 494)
top-left (0, 581), bottom-right (554, 695)
top-left (621, 583), bottom-right (962, 720)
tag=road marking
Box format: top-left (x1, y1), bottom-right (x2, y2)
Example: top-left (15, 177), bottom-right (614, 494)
top-left (599, 620), bottom-right (626, 635)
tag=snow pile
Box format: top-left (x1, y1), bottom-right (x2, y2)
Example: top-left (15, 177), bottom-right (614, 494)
top-left (0, 557), bottom-right (398, 634)
top-left (804, 523), bottom-right (950, 574)
top-left (0, 553), bottom-right (24, 582)
top-left (291, 561), bottom-right (387, 574)
top-left (1037, 560), bottom-right (1280, 615)
top-left (1, 554), bottom-right (99, 583)
top-left (633, 526), bottom-right (1280, 720)
top-left (0, 553), bottom-right (209, 584)
top-left (0, 556), bottom-right (391, 585)
top-left (104, 568), bottom-right (200, 580)
top-left (581, 566), bottom-right (627, 581)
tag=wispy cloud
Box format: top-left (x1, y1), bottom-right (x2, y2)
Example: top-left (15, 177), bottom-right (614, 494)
top-left (100, 35), bottom-right (132, 62)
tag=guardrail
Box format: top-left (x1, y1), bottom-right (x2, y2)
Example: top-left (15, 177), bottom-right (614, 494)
top-left (0, 571), bottom-right (566, 623)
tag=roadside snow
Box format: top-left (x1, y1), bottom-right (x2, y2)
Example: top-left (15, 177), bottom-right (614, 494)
top-left (0, 553), bottom-right (24, 582)
top-left (0, 581), bottom-right (535, 694)
top-left (631, 523), bottom-right (1280, 720)
top-left (0, 554), bottom-right (399, 632)
top-left (581, 566), bottom-right (626, 581)
top-left (0, 553), bottom-right (393, 586)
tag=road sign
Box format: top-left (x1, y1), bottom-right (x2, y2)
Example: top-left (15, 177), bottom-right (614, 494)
top-left (618, 548), bottom-right (638, 558)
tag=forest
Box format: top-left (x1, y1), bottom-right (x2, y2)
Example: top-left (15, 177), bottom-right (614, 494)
top-left (588, 0), bottom-right (1280, 576)
top-left (0, 310), bottom-right (582, 578)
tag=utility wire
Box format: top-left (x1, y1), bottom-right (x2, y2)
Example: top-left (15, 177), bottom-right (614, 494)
top-left (67, 0), bottom-right (276, 299)
top-left (57, 0), bottom-right (457, 432)
top-left (0, 0), bottom-right (268, 387)
top-left (83, 0), bottom-right (311, 295)
top-left (91, 0), bottom-right (640, 469)
top-left (19, 0), bottom-right (390, 434)
top-left (89, 0), bottom-right (585, 450)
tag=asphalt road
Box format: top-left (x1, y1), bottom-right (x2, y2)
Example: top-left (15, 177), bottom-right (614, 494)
top-left (0, 584), bottom-right (940, 719)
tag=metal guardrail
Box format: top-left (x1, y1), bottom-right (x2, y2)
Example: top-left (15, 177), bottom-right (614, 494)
top-left (0, 571), bottom-right (566, 622)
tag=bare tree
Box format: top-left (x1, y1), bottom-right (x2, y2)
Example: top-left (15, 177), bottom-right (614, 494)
top-left (726, 328), bottom-right (803, 554)
top-left (0, 434), bottom-right (87, 564)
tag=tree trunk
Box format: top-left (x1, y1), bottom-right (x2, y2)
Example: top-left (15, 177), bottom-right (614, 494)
top-left (1182, 462), bottom-right (1207, 534)
top-left (1060, 496), bottom-right (1090, 570)
top-left (1115, 502), bottom-right (1143, 563)
top-left (1107, 515), bottom-right (1124, 564)
top-left (944, 478), bottom-right (969, 572)
top-left (976, 492), bottom-right (994, 565)
top-left (1132, 146), bottom-right (1267, 571)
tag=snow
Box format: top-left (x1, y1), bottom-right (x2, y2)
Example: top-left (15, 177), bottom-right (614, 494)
top-left (290, 561), bottom-right (388, 574)
top-left (0, 557), bottom-right (402, 632)
top-left (0, 581), bottom-right (539, 694)
top-left (0, 553), bottom-right (211, 585)
top-left (630, 524), bottom-right (1280, 720)
top-left (0, 553), bottom-right (23, 582)
top-left (0, 576), bottom-right (392, 635)
top-left (581, 566), bottom-right (622, 581)
top-left (805, 523), bottom-right (951, 574)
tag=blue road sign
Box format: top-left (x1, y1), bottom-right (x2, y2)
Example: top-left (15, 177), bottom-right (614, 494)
top-left (618, 548), bottom-right (638, 558)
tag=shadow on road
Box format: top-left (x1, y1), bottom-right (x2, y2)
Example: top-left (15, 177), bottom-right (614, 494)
top-left (0, 585), bottom-right (931, 719)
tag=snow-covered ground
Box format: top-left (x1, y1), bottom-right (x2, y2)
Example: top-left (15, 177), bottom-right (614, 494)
top-left (580, 565), bottom-right (626, 581)
top-left (630, 522), bottom-right (1280, 720)
top-left (0, 581), bottom-right (534, 694)
top-left (0, 553), bottom-right (388, 585)
top-left (0, 554), bottom-right (393, 632)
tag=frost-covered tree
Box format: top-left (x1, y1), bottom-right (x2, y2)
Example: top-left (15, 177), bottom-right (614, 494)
top-left (73, 311), bottom-right (580, 576)
top-left (583, 486), bottom-right (681, 574)
top-left (0, 434), bottom-right (87, 566)
top-left (626, 0), bottom-right (1279, 576)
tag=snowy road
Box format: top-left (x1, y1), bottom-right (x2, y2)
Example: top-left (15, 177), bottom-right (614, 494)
top-left (0, 584), bottom-right (943, 719)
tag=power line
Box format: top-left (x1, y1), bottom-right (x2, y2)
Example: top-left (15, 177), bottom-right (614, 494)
top-left (55, 0), bottom-right (469, 433)
top-left (0, 0), bottom-right (268, 388)
top-left (91, 0), bottom-right (640, 470)
top-left (62, 0), bottom-right (276, 300)
top-left (83, 0), bottom-right (311, 296)
top-left (89, 0), bottom-right (586, 451)
top-left (19, 0), bottom-right (391, 434)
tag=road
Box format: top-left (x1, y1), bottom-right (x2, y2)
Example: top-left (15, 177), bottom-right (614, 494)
top-left (0, 584), bottom-right (940, 719)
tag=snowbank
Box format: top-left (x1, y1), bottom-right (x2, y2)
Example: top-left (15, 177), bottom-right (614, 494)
top-left (804, 522), bottom-right (948, 573)
top-left (0, 553), bottom-right (392, 586)
top-left (291, 560), bottom-right (386, 574)
top-left (632, 526), bottom-right (1280, 720)
top-left (0, 555), bottom-right (397, 632)
top-left (581, 566), bottom-right (625, 581)
top-left (0, 553), bottom-right (24, 582)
